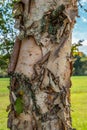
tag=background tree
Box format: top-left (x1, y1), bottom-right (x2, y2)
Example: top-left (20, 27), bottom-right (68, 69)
top-left (72, 40), bottom-right (87, 76)
top-left (0, 0), bottom-right (17, 75)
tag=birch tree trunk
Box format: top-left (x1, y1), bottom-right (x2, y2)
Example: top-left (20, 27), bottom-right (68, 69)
top-left (7, 0), bottom-right (78, 130)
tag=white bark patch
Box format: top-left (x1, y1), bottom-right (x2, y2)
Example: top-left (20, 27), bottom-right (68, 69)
top-left (11, 91), bottom-right (17, 102)
top-left (49, 73), bottom-right (60, 92)
top-left (18, 112), bottom-right (32, 122)
top-left (15, 37), bottom-right (42, 79)
top-left (50, 119), bottom-right (60, 130)
top-left (47, 36), bottom-right (71, 88)
top-left (41, 70), bottom-right (49, 89)
top-left (27, 0), bottom-right (63, 23)
top-left (36, 91), bottom-right (48, 114)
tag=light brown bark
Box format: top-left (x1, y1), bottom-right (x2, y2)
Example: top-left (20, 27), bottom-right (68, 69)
top-left (8, 0), bottom-right (78, 130)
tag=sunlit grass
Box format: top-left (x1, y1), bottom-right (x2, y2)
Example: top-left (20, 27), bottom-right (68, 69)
top-left (0, 78), bottom-right (9, 130)
top-left (0, 78), bottom-right (9, 96)
top-left (71, 76), bottom-right (87, 130)
top-left (0, 96), bottom-right (9, 130)
top-left (71, 76), bottom-right (87, 93)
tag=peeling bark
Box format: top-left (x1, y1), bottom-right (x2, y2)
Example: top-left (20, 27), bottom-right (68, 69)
top-left (8, 0), bottom-right (78, 130)
top-left (8, 37), bottom-right (21, 73)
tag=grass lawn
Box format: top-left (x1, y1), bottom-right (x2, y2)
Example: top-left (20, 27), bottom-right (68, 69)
top-left (0, 76), bottom-right (87, 130)
top-left (71, 76), bottom-right (87, 130)
top-left (0, 78), bottom-right (9, 130)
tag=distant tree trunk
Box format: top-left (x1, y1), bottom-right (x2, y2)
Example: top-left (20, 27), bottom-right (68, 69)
top-left (7, 0), bottom-right (78, 130)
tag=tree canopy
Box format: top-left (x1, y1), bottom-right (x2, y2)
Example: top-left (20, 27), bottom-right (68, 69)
top-left (0, 0), bottom-right (17, 73)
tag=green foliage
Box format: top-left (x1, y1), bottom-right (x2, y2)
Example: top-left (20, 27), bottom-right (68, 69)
top-left (0, 55), bottom-right (8, 69)
top-left (0, 0), bottom-right (17, 74)
top-left (73, 55), bottom-right (82, 75)
top-left (0, 0), bottom-right (15, 47)
top-left (14, 97), bottom-right (24, 115)
top-left (71, 40), bottom-right (83, 57)
top-left (73, 55), bottom-right (87, 76)
top-left (72, 40), bottom-right (87, 76)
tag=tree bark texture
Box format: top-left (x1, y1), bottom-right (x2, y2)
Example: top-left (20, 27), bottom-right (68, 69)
top-left (8, 0), bottom-right (78, 130)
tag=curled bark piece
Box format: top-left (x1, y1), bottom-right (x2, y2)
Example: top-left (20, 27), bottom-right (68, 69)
top-left (36, 51), bottom-right (50, 65)
top-left (8, 37), bottom-right (21, 74)
top-left (33, 52), bottom-right (50, 76)
top-left (21, 0), bottom-right (31, 14)
top-left (54, 34), bottom-right (69, 58)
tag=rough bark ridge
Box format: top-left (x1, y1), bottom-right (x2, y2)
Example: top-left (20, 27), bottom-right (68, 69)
top-left (8, 0), bottom-right (78, 130)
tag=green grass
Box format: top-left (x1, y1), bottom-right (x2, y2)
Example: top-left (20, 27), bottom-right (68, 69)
top-left (0, 78), bottom-right (9, 96)
top-left (71, 76), bottom-right (87, 130)
top-left (0, 78), bottom-right (9, 130)
top-left (0, 77), bottom-right (87, 130)
top-left (71, 76), bottom-right (87, 93)
top-left (0, 96), bottom-right (9, 130)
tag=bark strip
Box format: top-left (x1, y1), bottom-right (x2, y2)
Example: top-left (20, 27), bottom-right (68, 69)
top-left (8, 37), bottom-right (21, 73)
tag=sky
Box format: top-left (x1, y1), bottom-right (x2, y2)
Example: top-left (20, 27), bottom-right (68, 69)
top-left (72, 0), bottom-right (87, 55)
